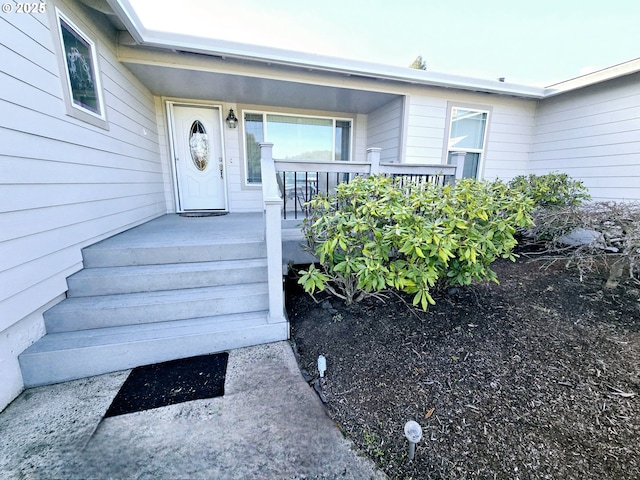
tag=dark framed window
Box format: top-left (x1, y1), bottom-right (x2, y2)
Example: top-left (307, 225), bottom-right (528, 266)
top-left (55, 9), bottom-right (106, 122)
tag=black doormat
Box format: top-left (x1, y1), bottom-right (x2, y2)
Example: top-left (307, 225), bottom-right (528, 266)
top-left (179, 212), bottom-right (228, 217)
top-left (104, 352), bottom-right (228, 417)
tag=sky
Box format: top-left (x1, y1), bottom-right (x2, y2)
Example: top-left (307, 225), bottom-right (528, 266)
top-left (128, 0), bottom-right (640, 86)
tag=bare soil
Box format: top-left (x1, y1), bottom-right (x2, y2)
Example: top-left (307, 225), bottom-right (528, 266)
top-left (286, 254), bottom-right (640, 479)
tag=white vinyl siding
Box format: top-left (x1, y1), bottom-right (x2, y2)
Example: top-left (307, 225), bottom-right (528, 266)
top-left (482, 103), bottom-right (536, 180)
top-left (404, 89), bottom-right (536, 179)
top-left (154, 97), bottom-right (178, 212)
top-left (353, 114), bottom-right (368, 162)
top-left (405, 94), bottom-right (447, 164)
top-left (0, 0), bottom-right (166, 409)
top-left (367, 97), bottom-right (404, 162)
top-left (222, 105), bottom-right (264, 212)
top-left (530, 74), bottom-right (640, 201)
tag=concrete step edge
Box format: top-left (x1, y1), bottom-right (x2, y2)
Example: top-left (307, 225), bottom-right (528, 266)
top-left (19, 321), bottom-right (290, 387)
top-left (69, 258), bottom-right (268, 280)
top-left (66, 260), bottom-right (268, 297)
top-left (82, 242), bottom-right (267, 267)
top-left (47, 283), bottom-right (269, 313)
top-left (24, 311), bottom-right (274, 353)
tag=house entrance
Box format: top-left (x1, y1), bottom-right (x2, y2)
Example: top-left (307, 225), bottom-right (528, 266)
top-left (169, 104), bottom-right (227, 212)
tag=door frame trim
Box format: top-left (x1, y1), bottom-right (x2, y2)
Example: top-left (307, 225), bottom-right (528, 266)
top-left (166, 100), bottom-right (229, 213)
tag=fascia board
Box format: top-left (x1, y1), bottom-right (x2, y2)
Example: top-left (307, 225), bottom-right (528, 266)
top-left (543, 57), bottom-right (640, 97)
top-left (106, 0), bottom-right (145, 43)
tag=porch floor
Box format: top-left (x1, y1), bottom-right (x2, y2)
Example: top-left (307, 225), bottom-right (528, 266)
top-left (84, 212), bottom-right (312, 267)
top-left (90, 212), bottom-right (265, 249)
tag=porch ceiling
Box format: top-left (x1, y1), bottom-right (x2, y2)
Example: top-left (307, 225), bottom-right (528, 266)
top-left (123, 62), bottom-right (400, 114)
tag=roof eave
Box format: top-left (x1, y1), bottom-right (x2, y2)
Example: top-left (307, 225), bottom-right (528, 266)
top-left (543, 57), bottom-right (640, 97)
top-left (107, 0), bottom-right (546, 100)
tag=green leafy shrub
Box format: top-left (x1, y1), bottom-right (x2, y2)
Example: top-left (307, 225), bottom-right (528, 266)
top-left (508, 172), bottom-right (590, 208)
top-left (298, 176), bottom-right (534, 310)
top-left (508, 172), bottom-right (590, 242)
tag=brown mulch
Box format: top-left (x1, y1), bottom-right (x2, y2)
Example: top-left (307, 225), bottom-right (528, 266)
top-left (286, 255), bottom-right (640, 480)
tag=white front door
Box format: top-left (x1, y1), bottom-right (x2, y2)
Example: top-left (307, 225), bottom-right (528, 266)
top-left (171, 104), bottom-right (227, 211)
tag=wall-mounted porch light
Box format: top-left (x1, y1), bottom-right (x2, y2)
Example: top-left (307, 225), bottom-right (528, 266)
top-left (225, 109), bottom-right (238, 128)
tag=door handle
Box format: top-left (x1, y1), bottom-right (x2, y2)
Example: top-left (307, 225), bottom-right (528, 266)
top-left (219, 158), bottom-right (223, 179)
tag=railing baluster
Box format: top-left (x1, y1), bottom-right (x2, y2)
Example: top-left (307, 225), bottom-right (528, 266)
top-left (294, 171), bottom-right (298, 219)
top-left (281, 172), bottom-right (287, 220)
top-left (315, 172), bottom-right (318, 202)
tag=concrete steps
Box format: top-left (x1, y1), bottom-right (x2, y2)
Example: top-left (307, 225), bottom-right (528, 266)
top-left (21, 311), bottom-right (288, 387)
top-left (19, 215), bottom-right (289, 387)
top-left (44, 283), bottom-right (269, 333)
top-left (82, 241), bottom-right (267, 267)
top-left (67, 258), bottom-right (267, 296)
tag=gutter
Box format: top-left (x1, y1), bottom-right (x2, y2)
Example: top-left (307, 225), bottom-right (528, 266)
top-left (543, 57), bottom-right (640, 97)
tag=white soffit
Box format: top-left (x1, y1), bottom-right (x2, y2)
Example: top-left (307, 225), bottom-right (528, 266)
top-left (122, 61), bottom-right (400, 113)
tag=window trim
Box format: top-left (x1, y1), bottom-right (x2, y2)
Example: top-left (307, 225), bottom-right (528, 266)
top-left (442, 102), bottom-right (491, 179)
top-left (53, 7), bottom-right (108, 129)
top-left (241, 110), bottom-right (354, 186)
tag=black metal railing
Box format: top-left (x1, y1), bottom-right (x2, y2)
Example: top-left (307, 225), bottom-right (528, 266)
top-left (269, 147), bottom-right (464, 220)
top-left (279, 171), bottom-right (359, 219)
top-left (277, 170), bottom-right (458, 219)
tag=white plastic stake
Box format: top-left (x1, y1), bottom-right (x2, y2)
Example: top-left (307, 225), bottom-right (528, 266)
top-left (317, 355), bottom-right (327, 378)
top-left (404, 421), bottom-right (423, 461)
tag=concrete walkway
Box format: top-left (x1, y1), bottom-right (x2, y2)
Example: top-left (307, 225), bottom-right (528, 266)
top-left (0, 342), bottom-right (385, 479)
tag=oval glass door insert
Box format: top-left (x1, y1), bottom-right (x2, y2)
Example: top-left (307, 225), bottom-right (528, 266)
top-left (189, 120), bottom-right (209, 171)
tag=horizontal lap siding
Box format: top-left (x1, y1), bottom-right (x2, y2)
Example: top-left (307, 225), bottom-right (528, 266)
top-left (154, 97), bottom-right (175, 212)
top-left (483, 107), bottom-right (536, 180)
top-left (405, 94), bottom-right (446, 164)
top-left (531, 73), bottom-right (640, 201)
top-left (367, 98), bottom-right (403, 162)
top-left (405, 89), bottom-right (536, 178)
top-left (353, 114), bottom-right (367, 162)
top-left (223, 110), bottom-right (263, 212)
top-left (0, 1), bottom-right (166, 336)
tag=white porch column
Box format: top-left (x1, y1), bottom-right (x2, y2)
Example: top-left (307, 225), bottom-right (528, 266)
top-left (367, 147), bottom-right (381, 175)
top-left (259, 143), bottom-right (286, 324)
